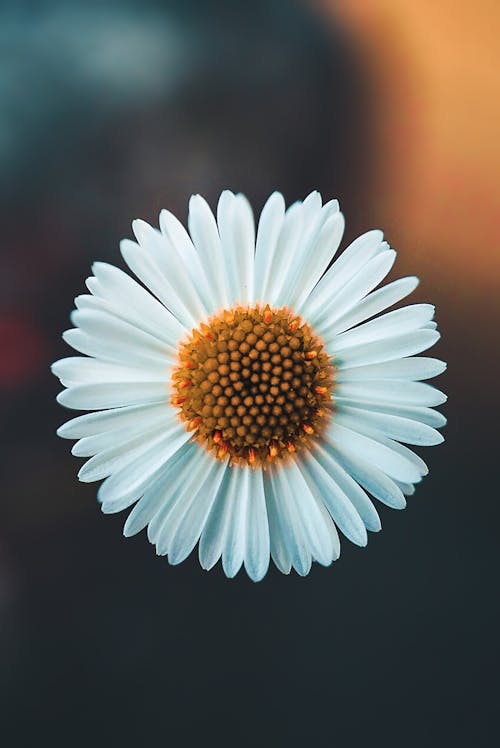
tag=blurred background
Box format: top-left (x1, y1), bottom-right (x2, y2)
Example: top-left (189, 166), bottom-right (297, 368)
top-left (1, 0), bottom-right (498, 745)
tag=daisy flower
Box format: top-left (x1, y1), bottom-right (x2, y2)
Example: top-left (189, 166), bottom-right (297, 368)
top-left (53, 191), bottom-right (446, 581)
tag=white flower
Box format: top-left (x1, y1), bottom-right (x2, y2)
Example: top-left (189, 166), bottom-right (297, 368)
top-left (52, 190), bottom-right (446, 581)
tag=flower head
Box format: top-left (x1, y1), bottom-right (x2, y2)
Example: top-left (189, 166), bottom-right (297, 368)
top-left (53, 190), bottom-right (446, 580)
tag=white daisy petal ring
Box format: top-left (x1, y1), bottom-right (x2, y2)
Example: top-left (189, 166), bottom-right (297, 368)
top-left (53, 190), bottom-right (446, 581)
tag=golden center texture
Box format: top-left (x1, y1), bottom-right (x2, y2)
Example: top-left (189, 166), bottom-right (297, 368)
top-left (172, 305), bottom-right (334, 466)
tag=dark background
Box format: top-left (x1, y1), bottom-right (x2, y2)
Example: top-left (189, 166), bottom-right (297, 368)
top-left (1, 1), bottom-right (498, 746)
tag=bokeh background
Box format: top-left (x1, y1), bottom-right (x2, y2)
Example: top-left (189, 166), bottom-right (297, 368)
top-left (2, 1), bottom-right (499, 745)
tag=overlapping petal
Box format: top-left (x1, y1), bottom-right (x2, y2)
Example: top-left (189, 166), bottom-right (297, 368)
top-left (54, 190), bottom-right (446, 581)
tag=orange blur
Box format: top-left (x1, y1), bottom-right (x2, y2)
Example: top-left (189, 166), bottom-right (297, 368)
top-left (314, 0), bottom-right (500, 401)
top-left (316, 0), bottom-right (500, 293)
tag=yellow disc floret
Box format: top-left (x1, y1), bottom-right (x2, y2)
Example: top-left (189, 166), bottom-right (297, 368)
top-left (172, 305), bottom-right (334, 467)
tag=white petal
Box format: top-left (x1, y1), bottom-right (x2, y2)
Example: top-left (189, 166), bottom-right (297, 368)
top-left (62, 328), bottom-right (168, 371)
top-left (157, 210), bottom-right (197, 264)
top-left (335, 357), bottom-right (447, 382)
top-left (167, 458), bottom-right (228, 565)
top-left (134, 217), bottom-right (208, 317)
top-left (100, 468), bottom-right (166, 515)
top-left (336, 379), bottom-right (447, 407)
top-left (221, 467), bottom-right (250, 578)
top-left (331, 304), bottom-right (435, 353)
top-left (285, 210), bottom-right (345, 311)
top-left (217, 191), bottom-right (255, 306)
top-left (253, 192), bottom-right (286, 304)
top-left (328, 421), bottom-right (422, 483)
top-left (96, 427), bottom-right (190, 505)
top-left (333, 330), bottom-right (440, 369)
top-left (303, 249), bottom-right (396, 331)
top-left (158, 209), bottom-right (217, 312)
top-left (313, 499), bottom-right (341, 562)
top-left (330, 276), bottom-right (420, 335)
top-left (87, 261), bottom-right (185, 345)
top-left (52, 357), bottom-right (168, 388)
top-left (298, 450), bottom-right (369, 545)
top-left (77, 418), bottom-right (183, 483)
top-left (120, 238), bottom-right (199, 329)
top-left (142, 442), bottom-right (203, 543)
top-left (198, 469), bottom-right (234, 571)
top-left (71, 407), bottom-right (173, 457)
top-left (395, 481), bottom-right (416, 496)
top-left (330, 442), bottom-right (407, 509)
top-left (268, 464), bottom-right (311, 576)
top-left (273, 197), bottom-right (338, 309)
top-left (122, 441), bottom-right (196, 535)
top-left (278, 459), bottom-right (336, 566)
top-left (307, 443), bottom-right (381, 533)
top-left (368, 434), bottom-right (429, 478)
top-left (333, 408), bottom-right (444, 447)
top-left (334, 397), bottom-right (447, 428)
top-left (232, 193), bottom-right (256, 304)
top-left (243, 469), bottom-right (270, 582)
top-left (188, 194), bottom-right (229, 309)
top-left (75, 292), bottom-right (180, 352)
top-left (300, 191), bottom-right (323, 222)
top-left (260, 192), bottom-right (327, 307)
top-left (263, 473), bottom-right (292, 574)
top-left (302, 230), bottom-right (385, 323)
top-left (57, 403), bottom-right (167, 439)
top-left (216, 191), bottom-right (239, 304)
top-left (259, 199), bottom-right (304, 306)
top-left (152, 449), bottom-right (217, 555)
top-left (70, 308), bottom-right (174, 364)
top-left (57, 381), bottom-right (168, 410)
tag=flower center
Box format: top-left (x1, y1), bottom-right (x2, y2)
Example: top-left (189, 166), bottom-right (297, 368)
top-left (172, 305), bottom-right (334, 466)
